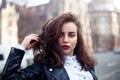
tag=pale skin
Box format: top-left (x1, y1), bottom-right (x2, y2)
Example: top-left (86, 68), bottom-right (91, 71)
top-left (21, 22), bottom-right (78, 56)
top-left (21, 34), bottom-right (40, 50)
top-left (58, 22), bottom-right (78, 56)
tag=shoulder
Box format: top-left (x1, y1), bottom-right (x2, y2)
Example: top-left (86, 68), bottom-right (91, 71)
top-left (27, 63), bottom-right (44, 69)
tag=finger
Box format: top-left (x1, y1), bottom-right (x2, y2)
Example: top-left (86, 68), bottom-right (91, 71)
top-left (25, 34), bottom-right (40, 42)
top-left (27, 41), bottom-right (38, 50)
top-left (29, 34), bottom-right (39, 37)
top-left (30, 36), bottom-right (40, 43)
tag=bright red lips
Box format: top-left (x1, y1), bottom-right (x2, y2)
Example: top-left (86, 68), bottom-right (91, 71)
top-left (62, 45), bottom-right (70, 50)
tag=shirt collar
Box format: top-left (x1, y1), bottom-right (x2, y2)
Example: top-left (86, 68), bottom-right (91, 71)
top-left (64, 55), bottom-right (78, 63)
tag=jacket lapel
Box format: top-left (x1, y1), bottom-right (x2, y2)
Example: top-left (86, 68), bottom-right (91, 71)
top-left (43, 65), bottom-right (70, 80)
top-left (89, 69), bottom-right (98, 80)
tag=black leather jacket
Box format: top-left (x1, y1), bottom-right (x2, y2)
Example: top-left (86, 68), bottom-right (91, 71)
top-left (0, 47), bottom-right (98, 80)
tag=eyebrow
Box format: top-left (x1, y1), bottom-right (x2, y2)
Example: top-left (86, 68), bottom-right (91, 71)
top-left (69, 32), bottom-right (76, 34)
top-left (61, 32), bottom-right (75, 34)
top-left (61, 31), bottom-right (75, 32)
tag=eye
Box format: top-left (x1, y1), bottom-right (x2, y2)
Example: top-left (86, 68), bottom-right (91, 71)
top-left (69, 33), bottom-right (75, 38)
top-left (59, 32), bottom-right (64, 37)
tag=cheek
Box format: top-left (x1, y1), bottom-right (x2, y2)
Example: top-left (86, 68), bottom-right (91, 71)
top-left (72, 38), bottom-right (77, 48)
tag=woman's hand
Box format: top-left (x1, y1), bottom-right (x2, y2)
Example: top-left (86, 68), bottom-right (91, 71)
top-left (21, 34), bottom-right (40, 50)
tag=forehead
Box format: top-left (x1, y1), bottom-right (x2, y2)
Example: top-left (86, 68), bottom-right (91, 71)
top-left (61, 22), bottom-right (77, 32)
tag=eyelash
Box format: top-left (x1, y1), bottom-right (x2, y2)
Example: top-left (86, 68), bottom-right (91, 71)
top-left (69, 34), bottom-right (75, 38)
top-left (60, 33), bottom-right (75, 38)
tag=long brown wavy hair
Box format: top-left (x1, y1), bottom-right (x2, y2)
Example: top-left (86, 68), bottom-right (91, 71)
top-left (33, 13), bottom-right (96, 70)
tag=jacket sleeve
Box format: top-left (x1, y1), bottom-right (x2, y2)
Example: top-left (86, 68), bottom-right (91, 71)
top-left (0, 47), bottom-right (43, 80)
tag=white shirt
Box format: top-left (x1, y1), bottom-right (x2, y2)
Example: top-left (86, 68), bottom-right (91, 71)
top-left (64, 55), bottom-right (93, 80)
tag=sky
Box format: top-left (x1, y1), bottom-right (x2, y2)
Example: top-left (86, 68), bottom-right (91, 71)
top-left (0, 0), bottom-right (92, 7)
top-left (0, 0), bottom-right (51, 7)
top-left (85, 0), bottom-right (92, 3)
top-left (6, 0), bottom-right (50, 7)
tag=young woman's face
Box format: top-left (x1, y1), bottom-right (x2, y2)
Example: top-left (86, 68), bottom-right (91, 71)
top-left (58, 22), bottom-right (78, 56)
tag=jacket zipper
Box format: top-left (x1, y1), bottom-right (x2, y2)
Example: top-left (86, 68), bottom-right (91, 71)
top-left (0, 48), bottom-right (14, 79)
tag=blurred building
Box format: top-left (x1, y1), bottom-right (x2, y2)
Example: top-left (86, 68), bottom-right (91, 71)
top-left (0, 0), bottom-right (93, 52)
top-left (16, 4), bottom-right (48, 43)
top-left (88, 0), bottom-right (120, 52)
top-left (1, 3), bottom-right (19, 45)
top-left (0, 0), bottom-right (6, 44)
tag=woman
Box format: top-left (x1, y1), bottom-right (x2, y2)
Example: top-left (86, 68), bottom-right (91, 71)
top-left (0, 13), bottom-right (98, 80)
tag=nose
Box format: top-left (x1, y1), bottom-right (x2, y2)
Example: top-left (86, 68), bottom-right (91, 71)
top-left (63, 36), bottom-right (68, 42)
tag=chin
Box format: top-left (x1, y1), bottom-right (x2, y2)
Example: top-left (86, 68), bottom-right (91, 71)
top-left (63, 51), bottom-right (70, 55)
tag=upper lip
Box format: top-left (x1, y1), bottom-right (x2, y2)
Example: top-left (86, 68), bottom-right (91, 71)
top-left (62, 45), bottom-right (70, 48)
